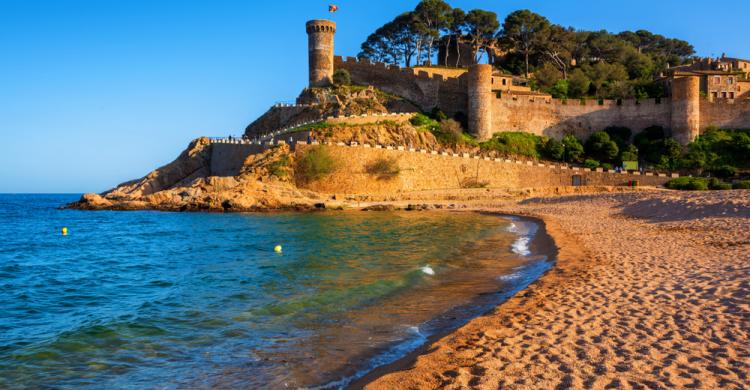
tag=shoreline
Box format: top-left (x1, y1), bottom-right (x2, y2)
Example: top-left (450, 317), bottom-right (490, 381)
top-left (347, 212), bottom-right (560, 389)
top-left (361, 191), bottom-right (750, 389)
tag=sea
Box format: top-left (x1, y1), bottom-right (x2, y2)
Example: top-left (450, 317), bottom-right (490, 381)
top-left (0, 194), bottom-right (552, 389)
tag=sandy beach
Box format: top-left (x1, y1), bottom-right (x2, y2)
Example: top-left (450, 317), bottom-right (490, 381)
top-left (363, 190), bottom-right (750, 389)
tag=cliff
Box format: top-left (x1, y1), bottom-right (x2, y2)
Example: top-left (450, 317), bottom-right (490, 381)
top-left (70, 139), bottom-right (326, 212)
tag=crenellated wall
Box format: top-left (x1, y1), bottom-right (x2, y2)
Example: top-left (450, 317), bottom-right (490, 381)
top-left (491, 95), bottom-right (673, 140)
top-left (334, 56), bottom-right (468, 116)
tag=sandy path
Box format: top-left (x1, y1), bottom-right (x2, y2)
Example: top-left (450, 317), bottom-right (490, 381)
top-left (364, 191), bottom-right (750, 389)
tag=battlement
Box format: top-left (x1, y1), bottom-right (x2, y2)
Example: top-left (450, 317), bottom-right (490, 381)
top-left (495, 93), bottom-right (670, 108)
top-left (306, 20), bottom-right (336, 34)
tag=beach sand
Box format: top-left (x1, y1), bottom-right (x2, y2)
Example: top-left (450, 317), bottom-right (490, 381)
top-left (363, 190), bottom-right (750, 389)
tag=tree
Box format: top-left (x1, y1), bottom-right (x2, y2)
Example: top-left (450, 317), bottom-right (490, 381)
top-left (464, 9), bottom-right (499, 64)
top-left (567, 69), bottom-right (590, 98)
top-left (539, 25), bottom-right (575, 79)
top-left (585, 131), bottom-right (619, 162)
top-left (359, 13), bottom-right (420, 67)
top-left (562, 134), bottom-right (584, 163)
top-left (413, 0), bottom-right (452, 65)
top-left (444, 8), bottom-right (466, 67)
top-left (533, 62), bottom-right (562, 91)
top-left (499, 10), bottom-right (550, 78)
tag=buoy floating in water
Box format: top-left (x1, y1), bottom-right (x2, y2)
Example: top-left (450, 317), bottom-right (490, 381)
top-left (274, 245), bottom-right (282, 253)
top-left (61, 227), bottom-right (68, 236)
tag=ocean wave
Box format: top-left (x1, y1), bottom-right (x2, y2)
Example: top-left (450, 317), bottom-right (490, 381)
top-left (421, 265), bottom-right (435, 275)
top-left (496, 272), bottom-right (522, 281)
top-left (511, 236), bottom-right (531, 256)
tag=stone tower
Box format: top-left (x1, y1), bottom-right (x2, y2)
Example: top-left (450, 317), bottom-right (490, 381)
top-left (670, 75), bottom-right (701, 145)
top-left (306, 20), bottom-right (336, 87)
top-left (468, 64), bottom-right (493, 139)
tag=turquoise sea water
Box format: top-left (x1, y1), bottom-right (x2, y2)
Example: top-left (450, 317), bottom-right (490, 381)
top-left (0, 194), bottom-right (551, 389)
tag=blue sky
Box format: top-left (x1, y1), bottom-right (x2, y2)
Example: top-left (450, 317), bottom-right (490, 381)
top-left (1, 0), bottom-right (748, 193)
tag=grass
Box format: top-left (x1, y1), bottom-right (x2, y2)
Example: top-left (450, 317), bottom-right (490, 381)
top-left (365, 157), bottom-right (400, 180)
top-left (295, 146), bottom-right (337, 184)
top-left (267, 155), bottom-right (290, 178)
top-left (479, 132), bottom-right (544, 159)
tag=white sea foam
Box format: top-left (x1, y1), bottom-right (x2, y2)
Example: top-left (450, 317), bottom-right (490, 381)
top-left (421, 265), bottom-right (435, 275)
top-left (511, 236), bottom-right (531, 256)
top-left (496, 272), bottom-right (522, 281)
top-left (506, 222), bottom-right (518, 233)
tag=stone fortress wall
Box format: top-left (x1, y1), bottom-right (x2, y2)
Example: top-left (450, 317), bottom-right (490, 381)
top-left (296, 143), bottom-right (672, 195)
top-left (333, 56), bottom-right (469, 116)
top-left (316, 20), bottom-right (750, 145)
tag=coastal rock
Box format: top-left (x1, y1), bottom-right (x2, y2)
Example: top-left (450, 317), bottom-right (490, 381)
top-left (76, 193), bottom-right (113, 209)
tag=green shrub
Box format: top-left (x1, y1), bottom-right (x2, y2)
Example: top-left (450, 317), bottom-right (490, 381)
top-left (295, 146), bottom-right (337, 184)
top-left (710, 164), bottom-right (737, 178)
top-left (332, 69), bottom-right (351, 86)
top-left (708, 178), bottom-right (732, 190)
top-left (584, 159), bottom-right (600, 169)
top-left (665, 177), bottom-right (709, 191)
top-left (480, 132), bottom-right (543, 159)
top-left (732, 181), bottom-right (750, 189)
top-left (603, 126), bottom-right (632, 149)
top-left (268, 155), bottom-right (291, 178)
top-left (429, 108), bottom-right (448, 121)
top-left (365, 156), bottom-right (400, 179)
top-left (562, 134), bottom-right (585, 163)
top-left (410, 112), bottom-right (437, 127)
top-left (430, 119), bottom-right (469, 145)
top-left (601, 163), bottom-right (613, 170)
top-left (585, 131), bottom-right (619, 162)
top-left (541, 138), bottom-right (564, 160)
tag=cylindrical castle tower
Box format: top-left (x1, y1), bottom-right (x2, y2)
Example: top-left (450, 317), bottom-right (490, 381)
top-left (670, 75), bottom-right (700, 145)
top-left (468, 64), bottom-right (493, 139)
top-left (306, 20), bottom-right (336, 87)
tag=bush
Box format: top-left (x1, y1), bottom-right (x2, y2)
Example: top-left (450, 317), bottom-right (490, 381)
top-left (620, 144), bottom-right (639, 162)
top-left (410, 112), bottom-right (437, 127)
top-left (601, 163), bottom-right (613, 170)
top-left (562, 134), bottom-right (584, 163)
top-left (665, 177), bottom-right (709, 191)
top-left (365, 157), bottom-right (400, 179)
top-left (603, 126), bottom-right (632, 148)
top-left (708, 178), bottom-right (732, 190)
top-left (585, 131), bottom-right (619, 163)
top-left (429, 107), bottom-right (448, 121)
top-left (541, 138), bottom-right (565, 160)
top-left (295, 146), bottom-right (337, 184)
top-left (460, 178), bottom-right (489, 188)
top-left (584, 159), bottom-right (600, 169)
top-left (268, 155), bottom-right (291, 178)
top-left (332, 69), bottom-right (351, 86)
top-left (710, 164), bottom-right (737, 179)
top-left (430, 119), bottom-right (467, 145)
top-left (732, 181), bottom-right (750, 189)
top-left (480, 132), bottom-right (543, 159)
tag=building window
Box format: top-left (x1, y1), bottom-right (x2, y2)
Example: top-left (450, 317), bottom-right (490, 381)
top-left (712, 92), bottom-right (718, 99)
top-left (713, 76), bottom-right (721, 84)
top-left (730, 92), bottom-right (735, 99)
top-left (728, 77), bottom-right (734, 84)
top-left (722, 92), bottom-right (728, 98)
top-left (502, 78), bottom-right (507, 86)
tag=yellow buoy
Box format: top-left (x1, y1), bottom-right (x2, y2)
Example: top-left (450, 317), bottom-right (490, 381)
top-left (274, 245), bottom-right (282, 253)
top-left (61, 227), bottom-right (68, 236)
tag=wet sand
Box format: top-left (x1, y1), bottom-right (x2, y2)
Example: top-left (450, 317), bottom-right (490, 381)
top-left (362, 190), bottom-right (750, 389)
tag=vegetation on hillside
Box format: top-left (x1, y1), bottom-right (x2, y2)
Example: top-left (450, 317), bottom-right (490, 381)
top-left (295, 146), bottom-right (337, 184)
top-left (358, 1), bottom-right (695, 99)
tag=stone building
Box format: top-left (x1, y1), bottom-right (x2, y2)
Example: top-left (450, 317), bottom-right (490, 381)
top-left (300, 20), bottom-right (750, 146)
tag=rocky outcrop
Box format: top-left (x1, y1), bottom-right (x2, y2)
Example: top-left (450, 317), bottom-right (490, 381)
top-left (245, 85), bottom-right (420, 138)
top-left (69, 141), bottom-right (326, 212)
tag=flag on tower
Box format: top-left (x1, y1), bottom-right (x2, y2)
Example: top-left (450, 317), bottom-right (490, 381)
top-left (329, 4), bottom-right (339, 12)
